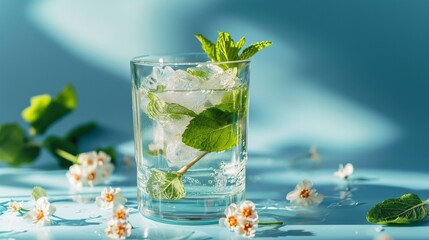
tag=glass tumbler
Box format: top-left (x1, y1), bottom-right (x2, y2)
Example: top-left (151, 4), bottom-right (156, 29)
top-left (131, 53), bottom-right (250, 224)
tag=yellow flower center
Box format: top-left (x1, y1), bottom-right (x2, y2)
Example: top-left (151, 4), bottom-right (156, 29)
top-left (105, 193), bottom-right (114, 203)
top-left (98, 157), bottom-right (104, 164)
top-left (227, 216), bottom-right (237, 227)
top-left (87, 172), bottom-right (96, 181)
top-left (74, 174), bottom-right (81, 182)
top-left (300, 189), bottom-right (311, 199)
top-left (86, 158), bottom-right (93, 165)
top-left (10, 204), bottom-right (20, 212)
top-left (116, 225), bottom-right (126, 237)
top-left (36, 210), bottom-right (44, 221)
top-left (243, 222), bottom-right (253, 232)
top-left (242, 208), bottom-right (252, 217)
top-left (116, 210), bottom-right (125, 219)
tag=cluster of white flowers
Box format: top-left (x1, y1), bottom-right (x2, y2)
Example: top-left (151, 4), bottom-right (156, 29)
top-left (96, 187), bottom-right (132, 239)
top-left (219, 200), bottom-right (259, 238)
top-left (23, 197), bottom-right (56, 226)
top-left (66, 151), bottom-right (114, 188)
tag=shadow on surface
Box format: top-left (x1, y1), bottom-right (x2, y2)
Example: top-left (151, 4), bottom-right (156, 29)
top-left (258, 226), bottom-right (314, 238)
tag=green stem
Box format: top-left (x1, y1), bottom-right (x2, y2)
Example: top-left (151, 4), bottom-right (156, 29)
top-left (19, 208), bottom-right (30, 213)
top-left (259, 221), bottom-right (283, 226)
top-left (56, 149), bottom-right (78, 164)
top-left (177, 152), bottom-right (209, 176)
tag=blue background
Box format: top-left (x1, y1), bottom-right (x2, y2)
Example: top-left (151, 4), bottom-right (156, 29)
top-left (1, 0), bottom-right (429, 172)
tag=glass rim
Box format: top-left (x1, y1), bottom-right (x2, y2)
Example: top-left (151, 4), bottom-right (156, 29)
top-left (130, 52), bottom-right (250, 66)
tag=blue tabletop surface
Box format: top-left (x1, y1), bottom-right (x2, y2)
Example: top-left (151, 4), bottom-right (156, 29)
top-left (1, 1), bottom-right (429, 239)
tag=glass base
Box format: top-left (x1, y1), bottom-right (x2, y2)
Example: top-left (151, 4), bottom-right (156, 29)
top-left (138, 191), bottom-right (246, 225)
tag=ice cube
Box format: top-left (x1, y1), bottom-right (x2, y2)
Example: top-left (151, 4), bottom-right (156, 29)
top-left (156, 90), bottom-right (209, 113)
top-left (202, 67), bottom-right (238, 90)
top-left (164, 69), bottom-right (202, 90)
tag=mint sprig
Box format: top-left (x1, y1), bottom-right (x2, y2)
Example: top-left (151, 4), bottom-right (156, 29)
top-left (194, 32), bottom-right (272, 68)
top-left (147, 93), bottom-right (196, 121)
top-left (367, 193), bottom-right (429, 224)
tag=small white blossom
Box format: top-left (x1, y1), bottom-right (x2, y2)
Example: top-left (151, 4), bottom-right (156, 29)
top-left (96, 187), bottom-right (127, 209)
top-left (309, 145), bottom-right (320, 162)
top-left (6, 201), bottom-right (23, 214)
top-left (238, 201), bottom-right (259, 223)
top-left (97, 151), bottom-right (112, 165)
top-left (66, 164), bottom-right (85, 188)
top-left (23, 197), bottom-right (56, 226)
top-left (235, 218), bottom-right (257, 238)
top-left (219, 203), bottom-right (239, 231)
top-left (105, 219), bottom-right (132, 239)
top-left (286, 180), bottom-right (324, 207)
top-left (77, 151), bottom-right (99, 168)
top-left (334, 163), bottom-right (354, 179)
top-left (113, 205), bottom-right (131, 221)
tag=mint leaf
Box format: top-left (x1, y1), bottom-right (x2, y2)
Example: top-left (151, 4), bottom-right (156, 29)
top-left (186, 68), bottom-right (208, 78)
top-left (146, 93), bottom-right (196, 121)
top-left (146, 169), bottom-right (185, 200)
top-left (44, 136), bottom-right (78, 168)
top-left (182, 107), bottom-right (238, 152)
top-left (240, 41), bottom-right (272, 60)
top-left (22, 85), bottom-right (77, 135)
top-left (194, 34), bottom-right (217, 61)
top-left (218, 86), bottom-right (248, 114)
top-left (367, 194), bottom-right (429, 224)
top-left (195, 32), bottom-right (271, 67)
top-left (0, 123), bottom-right (40, 167)
top-left (65, 121), bottom-right (97, 144)
top-left (31, 186), bottom-right (47, 201)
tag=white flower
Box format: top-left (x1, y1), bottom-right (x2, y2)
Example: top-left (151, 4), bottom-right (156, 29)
top-left (83, 164), bottom-right (105, 187)
top-left (77, 151), bottom-right (98, 168)
top-left (219, 203), bottom-right (239, 231)
top-left (97, 151), bottom-right (112, 165)
top-left (235, 218), bottom-right (257, 238)
top-left (6, 201), bottom-right (23, 214)
top-left (66, 164), bottom-right (85, 188)
top-left (286, 180), bottom-right (324, 207)
top-left (334, 163), bottom-right (354, 179)
top-left (23, 197), bottom-right (56, 226)
top-left (238, 201), bottom-right (259, 223)
top-left (96, 187), bottom-right (127, 209)
top-left (105, 219), bottom-right (132, 239)
top-left (309, 145), bottom-right (320, 162)
top-left (113, 205), bottom-right (130, 221)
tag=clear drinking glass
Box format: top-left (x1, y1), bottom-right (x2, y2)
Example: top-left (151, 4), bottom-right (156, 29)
top-left (131, 53), bottom-right (250, 224)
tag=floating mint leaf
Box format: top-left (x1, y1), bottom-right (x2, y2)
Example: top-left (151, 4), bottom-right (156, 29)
top-left (0, 123), bottom-right (40, 167)
top-left (146, 92), bottom-right (196, 121)
top-left (146, 169), bottom-right (185, 200)
top-left (22, 85), bottom-right (77, 135)
top-left (239, 41), bottom-right (272, 60)
top-left (186, 68), bottom-right (208, 78)
top-left (182, 107), bottom-right (238, 152)
top-left (367, 193), bottom-right (429, 224)
top-left (32, 186), bottom-right (47, 201)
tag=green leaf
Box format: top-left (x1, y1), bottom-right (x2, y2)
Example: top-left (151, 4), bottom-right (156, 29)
top-left (215, 32), bottom-right (239, 62)
top-left (0, 123), bottom-right (39, 167)
top-left (186, 68), bottom-right (208, 79)
top-left (194, 34), bottom-right (217, 61)
top-left (240, 41), bottom-right (272, 60)
top-left (367, 194), bottom-right (429, 224)
top-left (44, 136), bottom-right (78, 168)
top-left (31, 186), bottom-right (47, 201)
top-left (182, 107), bottom-right (238, 152)
top-left (146, 93), bottom-right (196, 121)
top-left (65, 121), bottom-right (97, 144)
top-left (146, 169), bottom-right (185, 200)
top-left (22, 85), bottom-right (77, 135)
top-left (218, 86), bottom-right (248, 114)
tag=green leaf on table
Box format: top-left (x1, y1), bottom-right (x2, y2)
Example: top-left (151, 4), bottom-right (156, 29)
top-left (146, 169), bottom-right (185, 200)
top-left (43, 136), bottom-right (78, 168)
top-left (366, 193), bottom-right (429, 224)
top-left (146, 93), bottom-right (196, 121)
top-left (31, 186), bottom-right (47, 201)
top-left (65, 121), bottom-right (97, 144)
top-left (239, 41), bottom-right (272, 60)
top-left (22, 85), bottom-right (77, 135)
top-left (182, 107), bottom-right (238, 152)
top-left (0, 123), bottom-right (40, 166)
